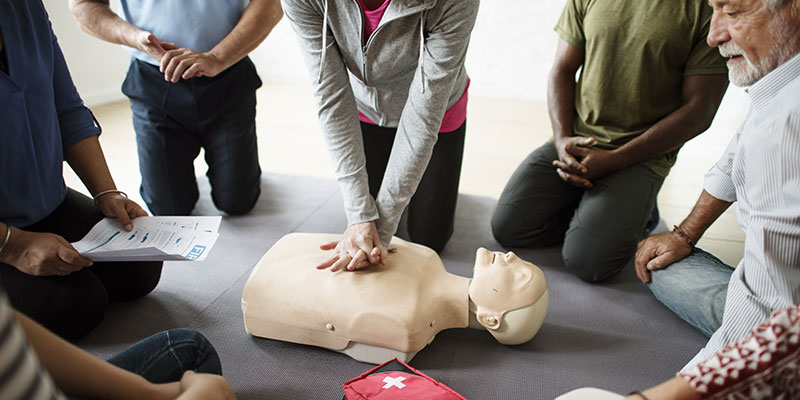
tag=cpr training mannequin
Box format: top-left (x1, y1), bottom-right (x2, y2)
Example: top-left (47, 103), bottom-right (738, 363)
top-left (242, 233), bottom-right (548, 364)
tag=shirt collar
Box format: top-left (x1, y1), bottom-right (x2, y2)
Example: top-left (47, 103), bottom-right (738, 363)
top-left (747, 52), bottom-right (800, 113)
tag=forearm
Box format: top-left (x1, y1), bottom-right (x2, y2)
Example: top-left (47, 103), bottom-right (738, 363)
top-left (64, 135), bottom-right (117, 196)
top-left (69, 0), bottom-right (144, 49)
top-left (208, 0), bottom-right (282, 71)
top-left (678, 190), bottom-right (732, 243)
top-left (609, 104), bottom-right (718, 171)
top-left (612, 74), bottom-right (728, 170)
top-left (627, 377), bottom-right (700, 400)
top-left (15, 311), bottom-right (179, 400)
top-left (548, 67), bottom-right (577, 141)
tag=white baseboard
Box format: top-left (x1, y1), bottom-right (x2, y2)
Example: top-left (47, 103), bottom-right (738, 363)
top-left (82, 89), bottom-right (126, 108)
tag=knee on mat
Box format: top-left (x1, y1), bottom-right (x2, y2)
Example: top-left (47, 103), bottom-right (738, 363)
top-left (108, 264), bottom-right (163, 302)
top-left (212, 188), bottom-right (259, 216)
top-left (491, 213), bottom-right (525, 248)
top-left (44, 280), bottom-right (109, 342)
top-left (490, 214), bottom-right (548, 248)
top-left (562, 248), bottom-right (625, 283)
top-left (166, 328), bottom-right (223, 375)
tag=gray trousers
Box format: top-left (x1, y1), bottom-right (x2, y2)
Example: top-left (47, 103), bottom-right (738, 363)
top-left (491, 143), bottom-right (665, 282)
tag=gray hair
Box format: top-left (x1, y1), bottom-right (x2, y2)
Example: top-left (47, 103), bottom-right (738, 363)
top-left (763, 0), bottom-right (799, 12)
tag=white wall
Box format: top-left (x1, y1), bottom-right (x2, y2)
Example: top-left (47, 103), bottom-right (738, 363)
top-left (48, 0), bottom-right (750, 115)
top-left (49, 0), bottom-right (566, 105)
top-left (251, 0), bottom-right (564, 100)
top-left (44, 0), bottom-right (130, 106)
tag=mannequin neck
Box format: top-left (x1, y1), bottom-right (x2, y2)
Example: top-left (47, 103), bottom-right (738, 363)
top-left (467, 297), bottom-right (486, 330)
top-left (431, 273), bottom-right (471, 330)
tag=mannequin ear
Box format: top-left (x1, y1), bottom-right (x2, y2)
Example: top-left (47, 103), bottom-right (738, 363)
top-left (476, 311), bottom-right (502, 330)
top-left (513, 265), bottom-right (534, 286)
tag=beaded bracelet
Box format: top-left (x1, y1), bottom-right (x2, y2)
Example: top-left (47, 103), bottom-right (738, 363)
top-left (92, 189), bottom-right (128, 207)
top-left (672, 224), bottom-right (696, 248)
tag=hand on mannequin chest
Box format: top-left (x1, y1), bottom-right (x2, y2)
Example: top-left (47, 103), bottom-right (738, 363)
top-left (242, 233), bottom-right (549, 364)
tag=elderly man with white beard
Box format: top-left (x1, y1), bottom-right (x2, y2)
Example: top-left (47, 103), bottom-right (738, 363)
top-left (634, 0), bottom-right (800, 371)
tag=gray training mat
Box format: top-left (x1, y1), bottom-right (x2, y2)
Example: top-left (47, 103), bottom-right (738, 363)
top-left (78, 173), bottom-right (707, 399)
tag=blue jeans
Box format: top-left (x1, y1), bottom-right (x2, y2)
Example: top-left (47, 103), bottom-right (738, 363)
top-left (107, 329), bottom-right (222, 383)
top-left (648, 248), bottom-right (734, 337)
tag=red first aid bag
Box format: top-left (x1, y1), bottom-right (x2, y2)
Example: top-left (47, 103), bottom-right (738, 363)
top-left (343, 358), bottom-right (467, 400)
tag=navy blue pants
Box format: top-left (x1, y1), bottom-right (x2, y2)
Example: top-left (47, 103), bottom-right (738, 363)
top-left (122, 57), bottom-right (262, 216)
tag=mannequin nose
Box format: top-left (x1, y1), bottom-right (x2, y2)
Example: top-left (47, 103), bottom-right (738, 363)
top-left (504, 252), bottom-right (518, 262)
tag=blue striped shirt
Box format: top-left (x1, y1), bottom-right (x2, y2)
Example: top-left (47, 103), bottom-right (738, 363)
top-left (687, 52), bottom-right (800, 369)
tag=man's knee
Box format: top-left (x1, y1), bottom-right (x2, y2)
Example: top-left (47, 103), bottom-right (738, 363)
top-left (491, 208), bottom-right (519, 247)
top-left (562, 241), bottom-right (628, 283)
top-left (492, 207), bottom-right (537, 248)
top-left (211, 185), bottom-right (260, 215)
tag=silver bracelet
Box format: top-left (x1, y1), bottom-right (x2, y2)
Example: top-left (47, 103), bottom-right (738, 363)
top-left (0, 225), bottom-right (11, 256)
top-left (92, 189), bottom-right (127, 207)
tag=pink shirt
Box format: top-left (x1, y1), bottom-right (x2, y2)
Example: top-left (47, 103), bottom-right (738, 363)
top-left (356, 0), bottom-right (469, 133)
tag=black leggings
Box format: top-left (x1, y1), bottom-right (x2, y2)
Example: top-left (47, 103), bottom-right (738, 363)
top-left (0, 189), bottom-right (163, 341)
top-left (361, 121), bottom-right (466, 252)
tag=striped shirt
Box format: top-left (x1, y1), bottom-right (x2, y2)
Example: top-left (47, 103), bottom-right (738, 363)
top-left (0, 295), bottom-right (64, 400)
top-left (686, 52), bottom-right (800, 370)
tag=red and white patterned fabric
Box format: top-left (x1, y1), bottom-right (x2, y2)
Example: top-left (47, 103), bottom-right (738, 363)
top-left (679, 303), bottom-right (800, 399)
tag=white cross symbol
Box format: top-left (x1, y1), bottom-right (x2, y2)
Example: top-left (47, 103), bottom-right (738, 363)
top-left (382, 376), bottom-right (406, 389)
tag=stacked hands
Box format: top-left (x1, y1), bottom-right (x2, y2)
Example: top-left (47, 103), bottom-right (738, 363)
top-left (554, 135), bottom-right (696, 285)
top-left (553, 136), bottom-right (621, 189)
top-left (0, 192), bottom-right (144, 277)
top-left (136, 31), bottom-right (227, 82)
top-left (635, 229), bottom-right (694, 284)
top-left (315, 221), bottom-right (389, 272)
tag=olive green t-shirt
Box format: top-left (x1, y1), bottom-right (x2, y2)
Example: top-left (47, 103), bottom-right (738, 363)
top-left (555, 0), bottom-right (728, 176)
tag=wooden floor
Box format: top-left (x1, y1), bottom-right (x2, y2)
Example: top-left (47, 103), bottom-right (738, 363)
top-left (66, 82), bottom-right (746, 266)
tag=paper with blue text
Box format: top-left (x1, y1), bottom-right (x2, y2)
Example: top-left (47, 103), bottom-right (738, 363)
top-left (72, 216), bottom-right (221, 262)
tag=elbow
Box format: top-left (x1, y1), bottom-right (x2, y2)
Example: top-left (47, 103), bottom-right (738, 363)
top-left (695, 104), bottom-right (721, 134)
top-left (68, 3), bottom-right (90, 33)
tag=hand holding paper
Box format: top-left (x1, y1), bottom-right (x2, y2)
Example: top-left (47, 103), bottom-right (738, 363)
top-left (72, 217), bottom-right (221, 262)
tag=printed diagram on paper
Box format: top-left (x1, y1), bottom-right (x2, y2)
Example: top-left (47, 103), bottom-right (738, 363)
top-left (72, 216), bottom-right (221, 262)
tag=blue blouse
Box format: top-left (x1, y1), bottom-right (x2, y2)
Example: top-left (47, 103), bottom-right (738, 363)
top-left (0, 0), bottom-right (101, 227)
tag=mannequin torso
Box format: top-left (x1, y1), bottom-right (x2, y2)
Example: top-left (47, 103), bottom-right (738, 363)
top-left (242, 233), bottom-right (548, 363)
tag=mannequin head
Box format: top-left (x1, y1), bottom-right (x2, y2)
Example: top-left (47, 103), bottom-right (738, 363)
top-left (469, 248), bottom-right (548, 345)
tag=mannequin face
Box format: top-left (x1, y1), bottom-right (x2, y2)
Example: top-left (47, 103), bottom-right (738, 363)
top-left (469, 248), bottom-right (547, 336)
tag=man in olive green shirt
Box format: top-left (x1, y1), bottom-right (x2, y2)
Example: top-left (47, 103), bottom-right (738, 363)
top-left (491, 0), bottom-right (729, 282)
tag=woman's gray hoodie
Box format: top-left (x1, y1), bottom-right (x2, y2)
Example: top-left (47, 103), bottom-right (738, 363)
top-left (281, 0), bottom-right (479, 246)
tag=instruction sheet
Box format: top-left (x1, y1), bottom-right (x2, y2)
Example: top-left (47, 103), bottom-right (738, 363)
top-left (72, 216), bottom-right (221, 262)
